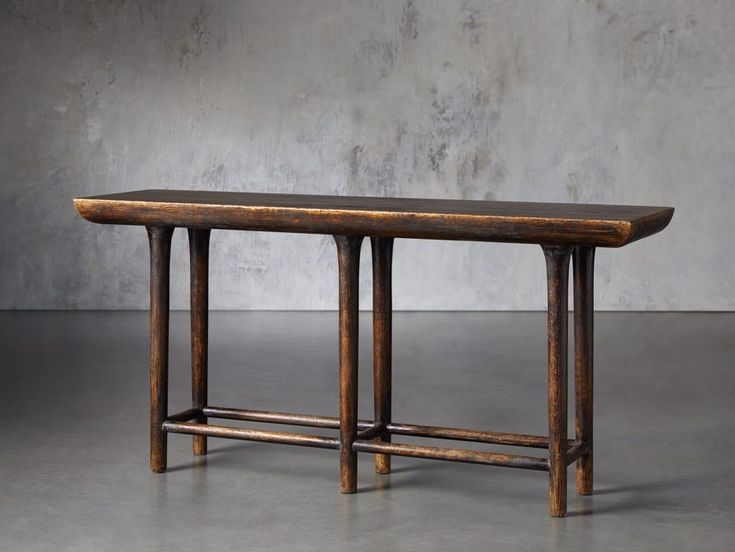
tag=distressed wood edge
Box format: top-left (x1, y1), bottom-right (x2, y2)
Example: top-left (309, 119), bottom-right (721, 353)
top-left (624, 206), bottom-right (675, 247)
top-left (72, 197), bottom-right (658, 247)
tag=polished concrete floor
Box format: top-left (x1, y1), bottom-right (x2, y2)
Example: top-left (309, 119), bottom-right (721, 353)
top-left (1, 311), bottom-right (733, 551)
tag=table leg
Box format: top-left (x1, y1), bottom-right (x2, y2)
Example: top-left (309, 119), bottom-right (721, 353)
top-left (543, 245), bottom-right (572, 517)
top-left (371, 237), bottom-right (393, 474)
top-left (147, 226), bottom-right (174, 473)
top-left (335, 235), bottom-right (363, 493)
top-left (188, 228), bottom-right (211, 456)
top-left (573, 246), bottom-right (595, 495)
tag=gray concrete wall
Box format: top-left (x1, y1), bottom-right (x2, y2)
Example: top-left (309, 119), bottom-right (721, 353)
top-left (1, 1), bottom-right (733, 310)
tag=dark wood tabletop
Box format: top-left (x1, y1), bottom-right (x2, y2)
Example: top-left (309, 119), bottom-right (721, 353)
top-left (74, 189), bottom-right (674, 247)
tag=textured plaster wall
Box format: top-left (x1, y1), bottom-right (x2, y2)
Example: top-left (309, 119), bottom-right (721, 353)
top-left (1, 1), bottom-right (733, 310)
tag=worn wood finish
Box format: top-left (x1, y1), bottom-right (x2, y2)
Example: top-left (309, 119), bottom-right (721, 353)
top-left (201, 406), bottom-right (374, 430)
top-left (566, 441), bottom-right (590, 465)
top-left (353, 440), bottom-right (549, 471)
top-left (386, 422), bottom-right (569, 448)
top-left (371, 237), bottom-right (393, 474)
top-left (356, 425), bottom-right (384, 441)
top-left (198, 406), bottom-right (574, 449)
top-left (147, 226), bottom-right (173, 474)
top-left (165, 408), bottom-right (202, 422)
top-left (76, 189), bottom-right (675, 517)
top-left (163, 420), bottom-right (340, 450)
top-left (543, 245), bottom-right (572, 517)
top-left (335, 235), bottom-right (363, 494)
top-left (188, 228), bottom-right (210, 456)
top-left (74, 190), bottom-right (674, 247)
top-left (169, 405), bottom-right (584, 469)
top-left (573, 246), bottom-right (595, 495)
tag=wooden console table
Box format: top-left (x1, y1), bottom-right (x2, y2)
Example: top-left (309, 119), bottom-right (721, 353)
top-left (74, 189), bottom-right (673, 517)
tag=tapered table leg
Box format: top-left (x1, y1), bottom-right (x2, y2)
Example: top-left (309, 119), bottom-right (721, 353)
top-left (335, 235), bottom-right (363, 493)
top-left (573, 246), bottom-right (595, 495)
top-left (543, 245), bottom-right (572, 517)
top-left (189, 228), bottom-right (211, 456)
top-left (371, 237), bottom-right (393, 474)
top-left (147, 226), bottom-right (174, 473)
